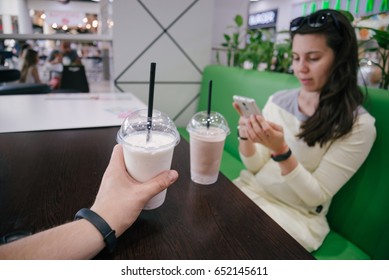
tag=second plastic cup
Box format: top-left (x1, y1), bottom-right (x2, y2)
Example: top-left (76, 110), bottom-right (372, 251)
top-left (187, 111), bottom-right (230, 185)
top-left (117, 109), bottom-right (180, 210)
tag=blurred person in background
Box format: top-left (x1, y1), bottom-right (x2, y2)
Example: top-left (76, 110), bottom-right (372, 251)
top-left (19, 49), bottom-right (42, 84)
top-left (17, 43), bottom-right (32, 70)
top-left (60, 41), bottom-right (81, 65)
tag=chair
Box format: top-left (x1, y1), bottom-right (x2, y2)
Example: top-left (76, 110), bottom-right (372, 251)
top-left (59, 65), bottom-right (90, 93)
top-left (0, 69), bottom-right (21, 84)
top-left (0, 83), bottom-right (51, 95)
top-left (0, 51), bottom-right (16, 68)
top-left (0, 68), bottom-right (51, 95)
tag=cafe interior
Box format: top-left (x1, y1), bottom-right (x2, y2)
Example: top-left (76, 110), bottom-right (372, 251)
top-left (1, 0), bottom-right (389, 261)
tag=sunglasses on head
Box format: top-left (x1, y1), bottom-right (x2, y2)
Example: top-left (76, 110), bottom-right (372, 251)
top-left (290, 11), bottom-right (340, 32)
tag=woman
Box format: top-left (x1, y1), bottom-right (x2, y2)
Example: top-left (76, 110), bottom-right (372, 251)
top-left (19, 49), bottom-right (42, 84)
top-left (17, 43), bottom-right (31, 70)
top-left (233, 9), bottom-right (376, 252)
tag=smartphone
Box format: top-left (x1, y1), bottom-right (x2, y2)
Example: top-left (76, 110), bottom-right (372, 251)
top-left (233, 95), bottom-right (262, 117)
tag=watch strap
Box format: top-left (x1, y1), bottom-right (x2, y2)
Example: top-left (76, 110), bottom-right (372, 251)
top-left (237, 126), bottom-right (248, 140)
top-left (74, 208), bottom-right (117, 254)
top-left (271, 148), bottom-right (292, 162)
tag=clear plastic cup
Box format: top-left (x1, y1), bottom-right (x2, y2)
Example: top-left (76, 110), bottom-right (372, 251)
top-left (187, 111), bottom-right (230, 185)
top-left (117, 109), bottom-right (180, 210)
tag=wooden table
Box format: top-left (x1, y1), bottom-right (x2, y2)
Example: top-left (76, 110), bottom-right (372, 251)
top-left (0, 127), bottom-right (314, 259)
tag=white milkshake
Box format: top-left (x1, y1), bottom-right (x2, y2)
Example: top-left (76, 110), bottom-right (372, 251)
top-left (117, 109), bottom-right (180, 209)
top-left (122, 132), bottom-right (176, 182)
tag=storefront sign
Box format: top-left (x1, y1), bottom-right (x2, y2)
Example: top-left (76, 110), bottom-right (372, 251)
top-left (248, 9), bottom-right (278, 29)
top-left (45, 11), bottom-right (84, 26)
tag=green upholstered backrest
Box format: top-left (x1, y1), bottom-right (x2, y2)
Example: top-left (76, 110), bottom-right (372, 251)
top-left (198, 65), bottom-right (389, 259)
top-left (326, 89), bottom-right (389, 259)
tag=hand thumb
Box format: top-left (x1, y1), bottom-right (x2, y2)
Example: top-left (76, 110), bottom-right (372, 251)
top-left (143, 170), bottom-right (179, 197)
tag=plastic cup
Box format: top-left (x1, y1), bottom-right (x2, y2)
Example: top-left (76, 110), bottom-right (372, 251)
top-left (187, 111), bottom-right (230, 185)
top-left (117, 109), bottom-right (180, 210)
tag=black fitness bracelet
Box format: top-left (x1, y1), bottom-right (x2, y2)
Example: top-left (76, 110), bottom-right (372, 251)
top-left (74, 208), bottom-right (117, 254)
top-left (271, 148), bottom-right (292, 162)
top-left (237, 126), bottom-right (248, 140)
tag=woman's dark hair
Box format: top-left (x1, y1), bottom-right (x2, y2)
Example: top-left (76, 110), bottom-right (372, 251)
top-left (291, 9), bottom-right (363, 147)
top-left (20, 49), bottom-right (38, 83)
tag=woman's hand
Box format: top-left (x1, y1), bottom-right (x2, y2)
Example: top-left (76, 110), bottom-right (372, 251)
top-left (233, 102), bottom-right (250, 139)
top-left (246, 115), bottom-right (288, 154)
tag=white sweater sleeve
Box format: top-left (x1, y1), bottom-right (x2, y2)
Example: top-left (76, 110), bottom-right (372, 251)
top-left (239, 143), bottom-right (271, 173)
top-left (284, 113), bottom-right (376, 207)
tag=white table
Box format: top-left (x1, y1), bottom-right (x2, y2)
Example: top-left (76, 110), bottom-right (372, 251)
top-left (0, 93), bottom-right (146, 133)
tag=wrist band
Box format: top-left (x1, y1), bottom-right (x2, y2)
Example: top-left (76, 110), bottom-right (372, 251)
top-left (74, 208), bottom-right (117, 254)
top-left (237, 126), bottom-right (248, 140)
top-left (271, 148), bottom-right (292, 162)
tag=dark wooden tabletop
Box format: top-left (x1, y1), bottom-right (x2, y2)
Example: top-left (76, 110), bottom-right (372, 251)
top-left (0, 127), bottom-right (314, 260)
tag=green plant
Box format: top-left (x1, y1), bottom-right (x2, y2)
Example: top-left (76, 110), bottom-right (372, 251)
top-left (218, 15), bottom-right (244, 67)
top-left (240, 28), bottom-right (274, 70)
top-left (218, 14), bottom-right (293, 73)
top-left (272, 40), bottom-right (292, 73)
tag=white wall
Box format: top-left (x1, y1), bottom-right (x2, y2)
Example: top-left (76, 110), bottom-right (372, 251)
top-left (112, 0), bottom-right (214, 126)
top-left (0, 0), bottom-right (32, 34)
top-left (211, 0), bottom-right (250, 64)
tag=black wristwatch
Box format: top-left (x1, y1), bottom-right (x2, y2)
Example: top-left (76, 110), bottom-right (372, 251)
top-left (271, 148), bottom-right (292, 162)
top-left (74, 208), bottom-right (117, 254)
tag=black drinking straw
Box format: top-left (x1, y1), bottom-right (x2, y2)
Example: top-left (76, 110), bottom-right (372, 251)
top-left (206, 80), bottom-right (212, 128)
top-left (147, 62), bottom-right (156, 141)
